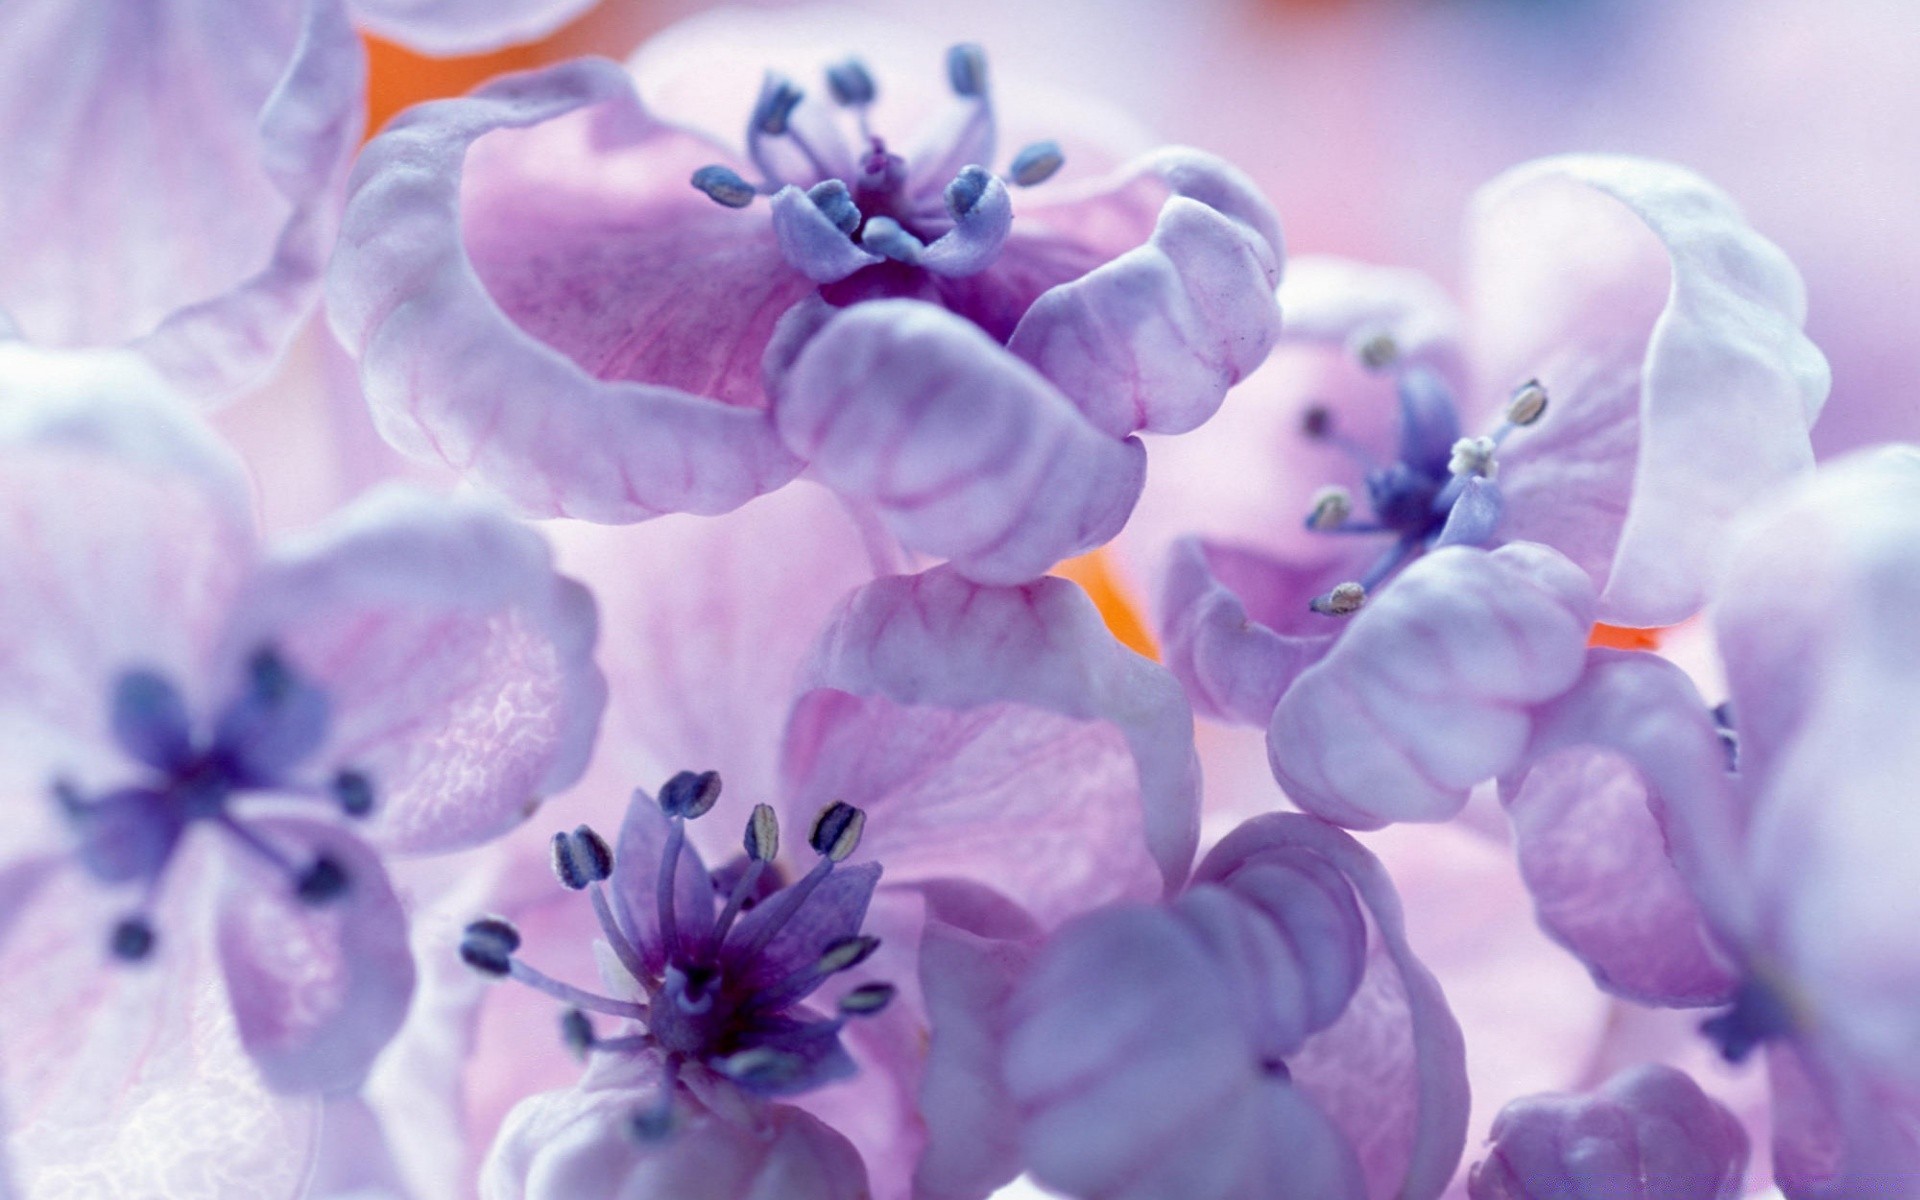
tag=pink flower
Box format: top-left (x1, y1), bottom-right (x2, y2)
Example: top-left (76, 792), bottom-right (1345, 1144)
top-left (325, 17), bottom-right (1283, 582)
top-left (0, 346), bottom-right (604, 1196)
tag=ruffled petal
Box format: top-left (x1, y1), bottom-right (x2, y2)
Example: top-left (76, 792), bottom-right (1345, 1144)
top-left (347, 0), bottom-right (600, 56)
top-left (0, 349), bottom-right (255, 832)
top-left (1469, 1064), bottom-right (1749, 1200)
top-left (1268, 542), bottom-right (1596, 829)
top-left (1007, 150), bottom-right (1284, 440)
top-left (221, 486), bottom-right (605, 855)
top-left (216, 818), bottom-right (414, 1094)
top-left (328, 58), bottom-right (804, 523)
top-left (0, 0), bottom-right (362, 399)
top-left (1466, 155), bottom-right (1829, 626)
top-left (799, 567), bottom-right (1199, 907)
top-left (775, 299), bottom-right (1147, 584)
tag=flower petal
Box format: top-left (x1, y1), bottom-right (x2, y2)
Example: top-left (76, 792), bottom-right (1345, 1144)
top-left (798, 567), bottom-right (1199, 907)
top-left (0, 0), bottom-right (362, 399)
top-left (611, 787), bottom-right (715, 978)
top-left (217, 818), bottom-right (414, 1094)
top-left (1268, 542), bottom-right (1596, 829)
top-left (328, 58), bottom-right (804, 522)
top-left (1466, 155), bottom-right (1828, 625)
top-left (222, 486), bottom-right (605, 855)
top-left (1007, 151), bottom-right (1284, 440)
top-left (769, 185), bottom-right (884, 283)
top-left (347, 0), bottom-right (600, 56)
top-left (775, 299), bottom-right (1147, 584)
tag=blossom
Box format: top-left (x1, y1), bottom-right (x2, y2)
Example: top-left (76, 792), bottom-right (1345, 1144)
top-left (1149, 154), bottom-right (1827, 826)
top-left (1496, 446), bottom-right (1920, 1191)
top-left (1469, 1064), bottom-right (1749, 1199)
top-left (913, 811), bottom-right (1469, 1200)
top-left (0, 0), bottom-right (596, 402)
top-left (326, 18), bottom-right (1284, 582)
top-left (0, 346), bottom-right (604, 1195)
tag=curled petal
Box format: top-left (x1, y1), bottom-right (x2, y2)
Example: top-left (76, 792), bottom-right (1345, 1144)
top-left (769, 186), bottom-right (884, 283)
top-left (348, 0), bottom-right (600, 56)
top-left (918, 173), bottom-right (1016, 279)
top-left (217, 819), bottom-right (414, 1094)
top-left (0, 0), bottom-right (363, 398)
top-left (776, 299), bottom-right (1147, 584)
top-left (1470, 1064), bottom-right (1749, 1200)
top-left (1269, 542), bottom-right (1596, 829)
top-left (799, 567), bottom-right (1199, 905)
top-left (1468, 155), bottom-right (1828, 625)
top-left (328, 58), bottom-right (804, 523)
top-left (224, 486), bottom-right (606, 854)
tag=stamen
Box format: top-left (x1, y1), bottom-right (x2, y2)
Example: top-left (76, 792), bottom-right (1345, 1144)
top-left (109, 914), bottom-right (156, 963)
top-left (330, 769), bottom-right (374, 817)
top-left (946, 44), bottom-right (988, 98)
top-left (944, 165), bottom-right (992, 218)
top-left (755, 935), bottom-right (883, 1012)
top-left (1008, 141), bottom-right (1064, 186)
top-left (551, 825), bottom-right (613, 891)
top-left (691, 165), bottom-right (756, 209)
top-left (1310, 582), bottom-right (1368, 617)
top-left (711, 806), bottom-right (781, 953)
top-left (817, 934), bottom-right (881, 974)
top-left (509, 959), bottom-right (649, 1020)
top-left (1506, 378), bottom-right (1549, 427)
top-left (860, 217), bottom-right (925, 264)
top-left (294, 854), bottom-right (351, 906)
top-left (659, 817), bottom-right (688, 962)
top-left (807, 179), bottom-right (862, 235)
top-left (745, 803), bottom-right (780, 864)
top-left (839, 982), bottom-right (896, 1016)
top-left (560, 1007), bottom-right (596, 1057)
top-left (1353, 330), bottom-right (1400, 372)
top-left (752, 76), bottom-right (805, 136)
top-left (809, 801), bottom-right (866, 862)
top-left (459, 917), bottom-right (521, 976)
top-left (715, 1046), bottom-right (807, 1090)
top-left (1447, 436), bottom-right (1498, 480)
top-left (825, 58), bottom-right (876, 107)
top-left (658, 770), bottom-right (722, 820)
top-left (588, 883), bottom-right (651, 985)
top-left (1307, 486), bottom-right (1352, 532)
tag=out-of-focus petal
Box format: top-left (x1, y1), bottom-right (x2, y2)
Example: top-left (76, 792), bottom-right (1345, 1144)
top-left (0, 0), bottom-right (363, 399)
top-left (1466, 155), bottom-right (1828, 626)
top-left (347, 0), bottom-right (600, 57)
top-left (1268, 543), bottom-right (1596, 829)
top-left (800, 567), bottom-right (1199, 905)
top-left (1469, 1064), bottom-right (1749, 1200)
top-left (328, 59), bottom-right (803, 523)
top-left (223, 487), bottom-right (605, 856)
top-left (776, 299), bottom-right (1146, 584)
top-left (217, 819), bottom-right (414, 1095)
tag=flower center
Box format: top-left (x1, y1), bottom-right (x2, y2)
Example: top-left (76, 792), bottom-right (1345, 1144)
top-left (54, 646), bottom-right (375, 963)
top-left (461, 772), bottom-right (893, 1136)
top-left (1298, 336), bottom-right (1549, 616)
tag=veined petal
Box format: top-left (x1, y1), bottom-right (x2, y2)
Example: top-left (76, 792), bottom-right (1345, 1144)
top-left (222, 486), bottom-right (606, 855)
top-left (347, 0), bottom-right (599, 56)
top-left (1467, 155), bottom-right (1828, 626)
top-left (800, 567), bottom-right (1199, 904)
top-left (775, 299), bottom-right (1147, 584)
top-left (216, 819), bottom-right (414, 1095)
top-left (0, 0), bottom-right (363, 399)
top-left (328, 58), bottom-right (804, 523)
top-left (1268, 542), bottom-right (1596, 829)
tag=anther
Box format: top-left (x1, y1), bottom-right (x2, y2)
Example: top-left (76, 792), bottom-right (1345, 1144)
top-left (659, 770), bottom-right (722, 820)
top-left (825, 58), bottom-right (876, 107)
top-left (248, 645), bottom-right (296, 703)
top-left (295, 854), bottom-right (351, 905)
top-left (1008, 141), bottom-right (1064, 186)
top-left (691, 165), bottom-right (756, 209)
top-left (560, 1007), bottom-right (596, 1057)
top-left (460, 917), bottom-right (522, 977)
top-left (809, 802), bottom-right (866, 862)
top-left (1354, 331), bottom-right (1400, 372)
top-left (860, 217), bottom-right (924, 263)
top-left (1300, 405), bottom-right (1334, 440)
top-left (839, 982), bottom-right (896, 1016)
top-left (629, 1098), bottom-right (676, 1141)
top-left (110, 915), bottom-right (156, 963)
top-left (1307, 486), bottom-right (1352, 532)
top-left (753, 76), bottom-right (805, 135)
top-left (817, 935), bottom-right (881, 974)
top-left (1506, 378), bottom-right (1549, 427)
top-left (717, 1046), bottom-right (806, 1090)
top-left (946, 44), bottom-right (988, 98)
top-left (551, 825), bottom-right (613, 890)
top-left (1310, 582), bottom-right (1368, 617)
top-left (1448, 436), bottom-right (1498, 480)
top-left (944, 165), bottom-right (992, 218)
top-left (331, 769), bottom-right (374, 817)
top-left (745, 803), bottom-right (780, 863)
top-left (807, 179), bottom-right (861, 235)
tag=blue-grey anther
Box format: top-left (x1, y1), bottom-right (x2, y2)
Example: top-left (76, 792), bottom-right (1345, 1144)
top-left (1701, 977), bottom-right (1795, 1063)
top-left (817, 934), bottom-right (880, 974)
top-left (861, 217), bottom-right (925, 264)
top-left (332, 769), bottom-right (374, 817)
top-left (745, 803), bottom-right (780, 863)
top-left (551, 825), bottom-right (611, 890)
top-left (753, 76), bottom-right (804, 135)
top-left (808, 178), bottom-right (861, 235)
top-left (110, 915), bottom-right (155, 963)
top-left (839, 982), bottom-right (895, 1015)
top-left (460, 917), bottom-right (521, 976)
top-left (944, 165), bottom-right (992, 218)
top-left (691, 165), bottom-right (756, 209)
top-left (826, 57), bottom-right (876, 107)
top-left (295, 854), bottom-right (350, 905)
top-left (561, 1007), bottom-right (596, 1056)
top-left (659, 769), bottom-right (722, 819)
top-left (1009, 140), bottom-right (1064, 186)
top-left (947, 44), bottom-right (987, 97)
top-left (809, 801), bottom-right (866, 862)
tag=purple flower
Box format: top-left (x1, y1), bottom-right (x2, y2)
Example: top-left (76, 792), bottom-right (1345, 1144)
top-left (0, 347), bottom-right (604, 1195)
top-left (1470, 1064), bottom-right (1749, 1199)
top-left (325, 20), bottom-right (1284, 582)
top-left (1149, 155), bottom-right (1827, 826)
top-left (1498, 447), bottom-right (1920, 1191)
top-left (0, 0), bottom-right (595, 401)
top-left (915, 812), bottom-right (1469, 1200)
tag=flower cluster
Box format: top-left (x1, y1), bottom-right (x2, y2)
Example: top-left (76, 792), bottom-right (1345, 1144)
top-left (1, 3), bottom-right (1913, 1199)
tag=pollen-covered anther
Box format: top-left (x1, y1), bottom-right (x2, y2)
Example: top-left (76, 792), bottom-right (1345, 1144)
top-left (1307, 486), bottom-right (1353, 531)
top-left (459, 917), bottom-right (522, 977)
top-left (817, 935), bottom-right (881, 974)
top-left (1353, 330), bottom-right (1400, 371)
top-left (1310, 582), bottom-right (1368, 617)
top-left (1506, 378), bottom-right (1549, 426)
top-left (839, 982), bottom-right (896, 1016)
top-left (753, 76), bottom-right (805, 136)
top-left (659, 770), bottom-right (722, 819)
top-left (718, 1046), bottom-right (807, 1089)
top-left (1009, 141), bottom-right (1064, 186)
top-left (331, 769), bottom-right (375, 817)
top-left (690, 165), bottom-right (756, 209)
top-left (808, 179), bottom-right (861, 234)
top-left (745, 803), bottom-right (780, 863)
top-left (809, 801), bottom-right (867, 862)
top-left (945, 165), bottom-right (992, 218)
top-left (1448, 435), bottom-right (1499, 480)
